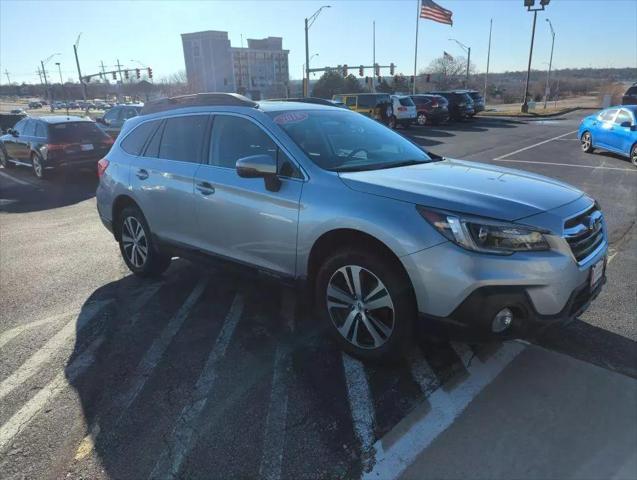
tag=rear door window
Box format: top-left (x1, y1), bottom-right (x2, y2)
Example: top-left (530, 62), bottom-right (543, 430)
top-left (345, 96), bottom-right (357, 107)
top-left (35, 122), bottom-right (46, 138)
top-left (399, 97), bottom-right (415, 107)
top-left (357, 95), bottom-right (374, 108)
top-left (22, 120), bottom-right (35, 136)
top-left (121, 120), bottom-right (160, 156)
top-left (104, 108), bottom-right (121, 123)
top-left (615, 110), bottom-right (632, 125)
top-left (158, 115), bottom-right (209, 163)
top-left (12, 119), bottom-right (27, 135)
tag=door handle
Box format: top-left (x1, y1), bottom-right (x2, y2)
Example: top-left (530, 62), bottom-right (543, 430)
top-left (136, 169), bottom-right (149, 180)
top-left (196, 181), bottom-right (215, 196)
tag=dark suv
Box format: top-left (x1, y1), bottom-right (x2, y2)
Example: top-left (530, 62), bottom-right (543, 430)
top-left (410, 94), bottom-right (450, 125)
top-left (461, 90), bottom-right (485, 115)
top-left (427, 91), bottom-right (474, 120)
top-left (96, 104), bottom-right (143, 138)
top-left (622, 84), bottom-right (637, 105)
top-left (0, 116), bottom-right (113, 178)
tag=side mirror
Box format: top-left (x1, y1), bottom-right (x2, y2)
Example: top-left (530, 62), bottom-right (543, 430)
top-left (619, 121), bottom-right (631, 128)
top-left (10, 129), bottom-right (18, 137)
top-left (236, 154), bottom-right (281, 192)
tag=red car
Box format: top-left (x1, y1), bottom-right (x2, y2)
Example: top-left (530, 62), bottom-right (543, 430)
top-left (410, 94), bottom-right (451, 126)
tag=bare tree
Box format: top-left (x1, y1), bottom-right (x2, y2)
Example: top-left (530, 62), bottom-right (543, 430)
top-left (420, 55), bottom-right (476, 90)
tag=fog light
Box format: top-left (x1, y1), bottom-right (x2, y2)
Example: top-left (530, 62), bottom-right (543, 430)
top-left (492, 308), bottom-right (513, 333)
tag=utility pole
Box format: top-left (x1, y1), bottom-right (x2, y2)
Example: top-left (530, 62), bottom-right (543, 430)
top-left (466, 47), bottom-right (471, 86)
top-left (372, 21), bottom-right (376, 93)
top-left (116, 59), bottom-right (124, 102)
top-left (100, 60), bottom-right (107, 78)
top-left (412, 0), bottom-right (419, 95)
top-left (73, 34), bottom-right (88, 104)
top-left (484, 18), bottom-right (492, 105)
top-left (56, 62), bottom-right (69, 115)
top-left (3, 69), bottom-right (10, 84)
top-left (40, 60), bottom-right (52, 111)
top-left (544, 18), bottom-right (555, 109)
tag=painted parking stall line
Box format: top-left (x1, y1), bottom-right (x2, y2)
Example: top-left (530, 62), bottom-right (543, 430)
top-left (149, 292), bottom-right (244, 479)
top-left (493, 130), bottom-right (578, 160)
top-left (363, 342), bottom-right (526, 480)
top-left (0, 170), bottom-right (33, 186)
top-left (492, 158), bottom-right (637, 171)
top-left (0, 300), bottom-right (111, 402)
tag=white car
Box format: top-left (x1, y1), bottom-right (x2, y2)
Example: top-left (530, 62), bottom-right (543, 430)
top-left (388, 95), bottom-right (417, 129)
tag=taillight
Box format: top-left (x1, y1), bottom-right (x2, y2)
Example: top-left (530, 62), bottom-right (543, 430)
top-left (431, 102), bottom-right (439, 108)
top-left (97, 158), bottom-right (110, 177)
top-left (46, 143), bottom-right (70, 152)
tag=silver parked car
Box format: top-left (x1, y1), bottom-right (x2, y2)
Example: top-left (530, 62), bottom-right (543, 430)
top-left (96, 93), bottom-right (608, 361)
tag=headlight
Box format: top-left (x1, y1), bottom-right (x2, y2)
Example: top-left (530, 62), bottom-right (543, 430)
top-left (417, 206), bottom-right (550, 254)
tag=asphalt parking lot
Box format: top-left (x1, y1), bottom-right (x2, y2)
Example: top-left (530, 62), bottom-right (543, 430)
top-left (1, 110), bottom-right (636, 480)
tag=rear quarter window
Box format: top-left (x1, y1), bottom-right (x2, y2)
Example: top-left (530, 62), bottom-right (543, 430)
top-left (398, 97), bottom-right (415, 106)
top-left (120, 120), bottom-right (160, 156)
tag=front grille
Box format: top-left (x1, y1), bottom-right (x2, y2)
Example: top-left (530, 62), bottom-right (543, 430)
top-left (563, 204), bottom-right (605, 263)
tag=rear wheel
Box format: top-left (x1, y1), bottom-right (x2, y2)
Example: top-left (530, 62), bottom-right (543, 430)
top-left (417, 113), bottom-right (427, 126)
top-left (118, 206), bottom-right (171, 277)
top-left (315, 248), bottom-right (415, 362)
top-left (631, 143), bottom-right (637, 167)
top-left (0, 146), bottom-right (13, 168)
top-left (581, 131), bottom-right (594, 153)
top-left (388, 115), bottom-right (397, 129)
top-left (31, 152), bottom-right (45, 179)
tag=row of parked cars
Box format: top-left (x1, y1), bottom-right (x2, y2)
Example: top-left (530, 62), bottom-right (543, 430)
top-left (332, 90), bottom-right (485, 129)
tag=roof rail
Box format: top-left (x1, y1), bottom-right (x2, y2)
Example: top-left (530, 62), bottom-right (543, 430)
top-left (141, 93), bottom-right (258, 115)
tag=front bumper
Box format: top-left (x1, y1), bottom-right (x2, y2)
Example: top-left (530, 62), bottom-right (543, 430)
top-left (401, 236), bottom-right (608, 335)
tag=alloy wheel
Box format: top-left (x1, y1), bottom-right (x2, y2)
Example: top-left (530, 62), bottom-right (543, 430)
top-left (121, 216), bottom-right (148, 268)
top-left (581, 133), bottom-right (591, 152)
top-left (326, 265), bottom-right (395, 350)
top-left (32, 155), bottom-right (43, 178)
top-left (631, 146), bottom-right (637, 167)
top-left (417, 113), bottom-right (427, 126)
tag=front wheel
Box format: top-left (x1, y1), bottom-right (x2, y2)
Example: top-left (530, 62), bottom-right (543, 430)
top-left (0, 146), bottom-right (13, 168)
top-left (581, 131), bottom-right (594, 153)
top-left (118, 206), bottom-right (171, 277)
top-left (315, 248), bottom-right (415, 362)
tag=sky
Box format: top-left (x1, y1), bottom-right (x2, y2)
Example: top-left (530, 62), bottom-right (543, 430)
top-left (1, 0), bottom-right (636, 85)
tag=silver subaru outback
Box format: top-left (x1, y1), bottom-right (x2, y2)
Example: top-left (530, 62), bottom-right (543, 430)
top-left (96, 94), bottom-right (607, 361)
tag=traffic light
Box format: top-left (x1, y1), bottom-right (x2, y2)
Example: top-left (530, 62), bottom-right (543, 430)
top-left (359, 65), bottom-right (364, 77)
top-left (390, 63), bottom-right (395, 75)
top-left (342, 64), bottom-right (348, 77)
top-left (374, 63), bottom-right (380, 77)
top-left (136, 68), bottom-right (141, 79)
top-left (124, 69), bottom-right (129, 80)
top-left (147, 67), bottom-right (153, 79)
top-left (112, 71), bottom-right (117, 80)
top-left (410, 75), bottom-right (415, 84)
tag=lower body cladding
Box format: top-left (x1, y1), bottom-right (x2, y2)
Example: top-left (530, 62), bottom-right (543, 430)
top-left (401, 239), bottom-right (608, 339)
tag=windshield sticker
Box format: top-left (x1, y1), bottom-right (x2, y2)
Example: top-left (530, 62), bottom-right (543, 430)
top-left (273, 112), bottom-right (308, 125)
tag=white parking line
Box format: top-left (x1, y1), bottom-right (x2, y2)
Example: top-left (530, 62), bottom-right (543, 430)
top-left (406, 348), bottom-right (440, 396)
top-left (0, 314), bottom-right (66, 350)
top-left (0, 336), bottom-right (103, 452)
top-left (0, 300), bottom-right (110, 402)
top-left (493, 130), bottom-right (578, 160)
top-left (342, 353), bottom-right (376, 471)
top-left (258, 347), bottom-right (291, 480)
top-left (149, 292), bottom-right (244, 479)
top-left (0, 170), bottom-right (32, 186)
top-left (492, 158), bottom-right (636, 171)
top-left (363, 342), bottom-right (525, 480)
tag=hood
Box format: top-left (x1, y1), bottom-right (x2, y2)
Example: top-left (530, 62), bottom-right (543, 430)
top-left (338, 158), bottom-right (583, 221)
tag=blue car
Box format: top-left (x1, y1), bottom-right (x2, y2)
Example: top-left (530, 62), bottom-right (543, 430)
top-left (578, 105), bottom-right (637, 166)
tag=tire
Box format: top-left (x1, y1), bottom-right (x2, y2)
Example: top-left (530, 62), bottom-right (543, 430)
top-left (388, 115), bottom-right (397, 129)
top-left (417, 113), bottom-right (427, 126)
top-left (631, 144), bottom-right (637, 167)
top-left (31, 152), bottom-right (46, 179)
top-left (0, 146), bottom-right (13, 168)
top-left (581, 131), bottom-right (594, 153)
top-left (315, 248), bottom-right (415, 362)
top-left (117, 206), bottom-right (171, 277)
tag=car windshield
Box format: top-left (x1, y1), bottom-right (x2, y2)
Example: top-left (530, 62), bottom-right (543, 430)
top-left (268, 109), bottom-right (432, 172)
top-left (48, 122), bottom-right (109, 143)
top-left (398, 97), bottom-right (415, 106)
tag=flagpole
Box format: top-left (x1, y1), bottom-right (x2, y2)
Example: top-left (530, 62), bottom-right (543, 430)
top-left (413, 0), bottom-right (419, 95)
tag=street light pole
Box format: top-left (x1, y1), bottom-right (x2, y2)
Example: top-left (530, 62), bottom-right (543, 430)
top-left (304, 5), bottom-right (331, 97)
top-left (73, 34), bottom-right (88, 105)
top-left (522, 0), bottom-right (550, 113)
top-left (544, 18), bottom-right (555, 109)
top-left (41, 53), bottom-right (60, 112)
top-left (449, 38), bottom-right (471, 87)
top-left (484, 18), bottom-right (493, 104)
top-left (55, 62), bottom-right (69, 115)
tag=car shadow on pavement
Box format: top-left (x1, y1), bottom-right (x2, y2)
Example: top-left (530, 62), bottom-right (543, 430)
top-left (61, 260), bottom-right (505, 479)
top-left (533, 318), bottom-right (637, 379)
top-left (0, 167), bottom-right (97, 214)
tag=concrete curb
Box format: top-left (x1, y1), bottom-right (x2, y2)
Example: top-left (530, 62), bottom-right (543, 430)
top-left (478, 106), bottom-right (596, 120)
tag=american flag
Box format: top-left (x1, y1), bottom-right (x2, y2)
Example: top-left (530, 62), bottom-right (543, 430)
top-left (420, 0), bottom-right (453, 26)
